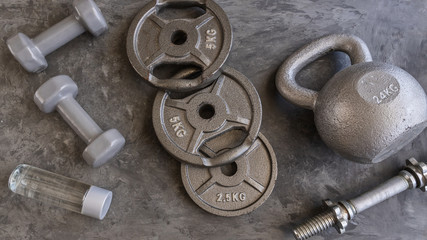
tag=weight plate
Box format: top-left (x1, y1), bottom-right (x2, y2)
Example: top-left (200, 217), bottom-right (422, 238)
top-left (153, 67), bottom-right (262, 167)
top-left (181, 133), bottom-right (277, 217)
top-left (127, 0), bottom-right (233, 92)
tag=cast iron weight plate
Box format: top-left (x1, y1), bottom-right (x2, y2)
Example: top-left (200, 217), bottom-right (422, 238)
top-left (153, 67), bottom-right (262, 167)
top-left (127, 0), bottom-right (233, 92)
top-left (181, 133), bottom-right (277, 217)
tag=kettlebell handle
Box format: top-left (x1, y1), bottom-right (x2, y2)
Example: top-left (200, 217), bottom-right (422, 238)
top-left (276, 34), bottom-right (373, 110)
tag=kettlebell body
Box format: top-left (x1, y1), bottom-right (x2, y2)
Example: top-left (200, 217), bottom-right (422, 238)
top-left (315, 62), bottom-right (427, 163)
top-left (276, 34), bottom-right (427, 164)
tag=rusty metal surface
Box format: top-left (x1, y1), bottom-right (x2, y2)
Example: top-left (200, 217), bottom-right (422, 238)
top-left (1, 0), bottom-right (426, 239)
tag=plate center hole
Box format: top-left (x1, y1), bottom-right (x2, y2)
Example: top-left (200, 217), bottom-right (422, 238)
top-left (171, 30), bottom-right (188, 45)
top-left (199, 104), bottom-right (215, 119)
top-left (221, 162), bottom-right (238, 177)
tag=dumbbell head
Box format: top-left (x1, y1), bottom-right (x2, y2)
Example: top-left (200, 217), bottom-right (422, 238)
top-left (7, 0), bottom-right (107, 73)
top-left (6, 33), bottom-right (47, 73)
top-left (34, 75), bottom-right (125, 168)
top-left (83, 129), bottom-right (126, 168)
top-left (34, 75), bottom-right (78, 113)
top-left (73, 0), bottom-right (108, 36)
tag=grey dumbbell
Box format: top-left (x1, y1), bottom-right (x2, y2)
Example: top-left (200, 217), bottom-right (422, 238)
top-left (7, 0), bottom-right (107, 73)
top-left (34, 75), bottom-right (125, 168)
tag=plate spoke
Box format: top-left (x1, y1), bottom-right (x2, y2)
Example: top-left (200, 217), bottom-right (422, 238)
top-left (244, 140), bottom-right (260, 156)
top-left (165, 99), bottom-right (189, 111)
top-left (187, 128), bottom-right (204, 153)
top-left (210, 75), bottom-right (225, 95)
top-left (190, 49), bottom-right (212, 67)
top-left (226, 114), bottom-right (250, 126)
top-left (245, 177), bottom-right (265, 193)
top-left (195, 177), bottom-right (217, 195)
top-left (145, 49), bottom-right (166, 67)
top-left (193, 13), bottom-right (215, 29)
top-left (150, 14), bottom-right (167, 29)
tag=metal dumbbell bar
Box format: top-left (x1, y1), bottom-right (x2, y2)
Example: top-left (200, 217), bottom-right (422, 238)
top-left (7, 0), bottom-right (107, 73)
top-left (34, 75), bottom-right (125, 168)
top-left (293, 158), bottom-right (427, 240)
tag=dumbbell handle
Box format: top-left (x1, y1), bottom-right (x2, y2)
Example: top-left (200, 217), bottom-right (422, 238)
top-left (350, 174), bottom-right (410, 213)
top-left (33, 15), bottom-right (86, 56)
top-left (56, 96), bottom-right (103, 144)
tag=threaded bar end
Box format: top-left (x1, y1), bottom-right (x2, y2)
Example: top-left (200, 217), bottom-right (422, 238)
top-left (293, 210), bottom-right (336, 240)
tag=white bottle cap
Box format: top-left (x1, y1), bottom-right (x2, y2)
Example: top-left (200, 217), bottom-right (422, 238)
top-left (81, 186), bottom-right (113, 220)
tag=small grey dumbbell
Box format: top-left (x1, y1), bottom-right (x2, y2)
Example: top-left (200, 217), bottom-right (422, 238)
top-left (34, 75), bottom-right (125, 168)
top-left (7, 0), bottom-right (107, 73)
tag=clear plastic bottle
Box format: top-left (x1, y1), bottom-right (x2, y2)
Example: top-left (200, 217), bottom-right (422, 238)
top-left (8, 164), bottom-right (112, 220)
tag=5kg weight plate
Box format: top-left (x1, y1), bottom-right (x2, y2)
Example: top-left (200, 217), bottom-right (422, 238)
top-left (127, 0), bottom-right (233, 92)
top-left (153, 67), bottom-right (262, 167)
top-left (181, 133), bottom-right (277, 217)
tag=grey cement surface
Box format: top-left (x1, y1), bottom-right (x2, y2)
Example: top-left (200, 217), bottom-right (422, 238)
top-left (1, 0), bottom-right (427, 239)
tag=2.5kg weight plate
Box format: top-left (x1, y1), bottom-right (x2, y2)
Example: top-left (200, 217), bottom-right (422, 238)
top-left (153, 67), bottom-right (262, 167)
top-left (127, 0), bottom-right (233, 92)
top-left (181, 133), bottom-right (277, 217)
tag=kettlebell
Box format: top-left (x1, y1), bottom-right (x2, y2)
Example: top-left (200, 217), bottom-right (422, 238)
top-left (276, 34), bottom-right (427, 164)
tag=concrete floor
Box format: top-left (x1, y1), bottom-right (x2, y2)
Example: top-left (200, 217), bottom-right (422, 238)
top-left (1, 0), bottom-right (427, 239)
